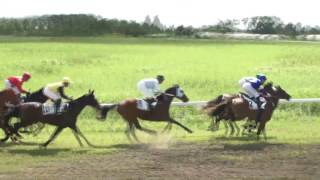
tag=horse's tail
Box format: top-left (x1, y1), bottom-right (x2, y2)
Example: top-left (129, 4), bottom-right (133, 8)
top-left (100, 104), bottom-right (118, 120)
top-left (202, 95), bottom-right (224, 110)
top-left (208, 102), bottom-right (228, 117)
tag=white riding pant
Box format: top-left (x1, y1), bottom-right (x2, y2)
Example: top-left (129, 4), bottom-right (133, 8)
top-left (4, 80), bottom-right (20, 95)
top-left (43, 87), bottom-right (61, 101)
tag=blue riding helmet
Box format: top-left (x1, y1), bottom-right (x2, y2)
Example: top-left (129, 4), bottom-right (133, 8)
top-left (256, 73), bottom-right (267, 82)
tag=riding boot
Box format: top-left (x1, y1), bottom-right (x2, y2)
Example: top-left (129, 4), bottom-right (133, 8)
top-left (54, 99), bottom-right (62, 115)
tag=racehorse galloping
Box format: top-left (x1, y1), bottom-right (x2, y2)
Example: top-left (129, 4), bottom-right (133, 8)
top-left (4, 90), bottom-right (101, 147)
top-left (100, 85), bottom-right (192, 142)
top-left (204, 83), bottom-right (291, 139)
top-left (0, 88), bottom-right (50, 142)
top-left (0, 89), bottom-right (20, 141)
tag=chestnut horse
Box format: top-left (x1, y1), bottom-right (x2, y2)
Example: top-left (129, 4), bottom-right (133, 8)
top-left (3, 90), bottom-right (101, 147)
top-left (0, 89), bottom-right (20, 141)
top-left (101, 85), bottom-right (192, 142)
top-left (0, 88), bottom-right (50, 142)
top-left (204, 83), bottom-right (291, 139)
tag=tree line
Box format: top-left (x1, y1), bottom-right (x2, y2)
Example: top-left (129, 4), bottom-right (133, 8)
top-left (0, 14), bottom-right (319, 37)
top-left (176, 16), bottom-right (320, 37)
top-left (0, 14), bottom-right (162, 36)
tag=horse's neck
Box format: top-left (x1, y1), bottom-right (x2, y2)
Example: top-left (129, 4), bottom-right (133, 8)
top-left (162, 94), bottom-right (174, 108)
top-left (28, 91), bottom-right (46, 103)
top-left (268, 96), bottom-right (280, 109)
top-left (69, 97), bottom-right (88, 115)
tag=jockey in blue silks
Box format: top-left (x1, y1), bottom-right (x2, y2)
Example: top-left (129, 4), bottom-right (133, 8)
top-left (239, 73), bottom-right (267, 123)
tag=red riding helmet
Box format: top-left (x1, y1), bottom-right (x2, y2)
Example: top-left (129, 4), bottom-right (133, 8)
top-left (22, 72), bottom-right (31, 81)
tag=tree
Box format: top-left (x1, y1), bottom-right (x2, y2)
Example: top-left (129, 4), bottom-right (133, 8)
top-left (244, 16), bottom-right (283, 34)
top-left (144, 15), bottom-right (152, 25)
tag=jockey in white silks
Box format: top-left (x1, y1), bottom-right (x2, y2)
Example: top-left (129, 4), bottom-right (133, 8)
top-left (239, 73), bottom-right (267, 123)
top-left (137, 75), bottom-right (165, 109)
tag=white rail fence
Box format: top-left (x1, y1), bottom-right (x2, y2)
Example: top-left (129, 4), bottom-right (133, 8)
top-left (102, 98), bottom-right (320, 107)
top-left (173, 98), bottom-right (320, 107)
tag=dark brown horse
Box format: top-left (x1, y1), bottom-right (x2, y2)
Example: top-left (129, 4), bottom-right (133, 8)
top-left (0, 89), bottom-right (20, 142)
top-left (3, 90), bottom-right (101, 147)
top-left (205, 83), bottom-right (291, 139)
top-left (101, 85), bottom-right (192, 142)
top-left (0, 88), bottom-right (50, 142)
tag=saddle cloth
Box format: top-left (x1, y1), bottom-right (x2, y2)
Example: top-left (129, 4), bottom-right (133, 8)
top-left (137, 99), bottom-right (149, 111)
top-left (42, 103), bottom-right (69, 115)
top-left (237, 93), bottom-right (259, 110)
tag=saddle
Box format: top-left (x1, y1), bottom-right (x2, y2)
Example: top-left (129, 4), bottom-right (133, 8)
top-left (237, 93), bottom-right (259, 110)
top-left (137, 98), bottom-right (158, 111)
top-left (42, 102), bottom-right (69, 115)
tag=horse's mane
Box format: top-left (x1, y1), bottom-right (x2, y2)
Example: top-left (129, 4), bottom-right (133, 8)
top-left (32, 88), bottom-right (44, 94)
top-left (264, 82), bottom-right (273, 88)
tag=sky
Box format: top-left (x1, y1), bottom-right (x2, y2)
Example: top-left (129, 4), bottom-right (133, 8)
top-left (1, 0), bottom-right (319, 27)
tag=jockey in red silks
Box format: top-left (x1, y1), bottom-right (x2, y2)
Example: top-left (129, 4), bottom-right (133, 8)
top-left (5, 72), bottom-right (31, 97)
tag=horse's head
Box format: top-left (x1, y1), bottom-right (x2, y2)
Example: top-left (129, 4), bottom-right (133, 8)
top-left (263, 82), bottom-right (291, 100)
top-left (165, 85), bottom-right (189, 102)
top-left (83, 90), bottom-right (101, 109)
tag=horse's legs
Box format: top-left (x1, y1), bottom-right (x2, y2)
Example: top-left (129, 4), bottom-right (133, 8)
top-left (208, 117), bottom-right (215, 131)
top-left (233, 121), bottom-right (240, 136)
top-left (130, 126), bottom-right (140, 143)
top-left (257, 122), bottom-right (266, 140)
top-left (262, 128), bottom-right (267, 140)
top-left (71, 129), bottom-right (84, 147)
top-left (229, 121), bottom-right (235, 136)
top-left (242, 120), bottom-right (250, 135)
top-left (223, 120), bottom-right (229, 136)
top-left (169, 118), bottom-right (193, 133)
top-left (132, 119), bottom-right (157, 135)
top-left (74, 126), bottom-right (96, 147)
top-left (125, 122), bottom-right (134, 142)
top-left (41, 126), bottom-right (64, 147)
top-left (161, 122), bottom-right (172, 133)
top-left (208, 117), bottom-right (220, 131)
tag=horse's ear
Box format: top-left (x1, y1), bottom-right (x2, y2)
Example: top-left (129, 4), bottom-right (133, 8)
top-left (91, 90), bottom-right (95, 94)
top-left (88, 89), bottom-right (92, 93)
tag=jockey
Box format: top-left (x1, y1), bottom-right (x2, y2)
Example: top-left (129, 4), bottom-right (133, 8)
top-left (5, 72), bottom-right (31, 97)
top-left (43, 77), bottom-right (73, 114)
top-left (137, 75), bottom-right (165, 109)
top-left (238, 73), bottom-right (267, 123)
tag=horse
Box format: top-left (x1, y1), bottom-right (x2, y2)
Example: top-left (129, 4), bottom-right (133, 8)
top-left (100, 85), bottom-right (193, 142)
top-left (202, 94), bottom-right (235, 132)
top-left (0, 89), bottom-right (20, 141)
top-left (0, 88), bottom-right (50, 142)
top-left (205, 83), bottom-right (291, 139)
top-left (3, 90), bottom-right (101, 147)
top-left (23, 88), bottom-right (49, 103)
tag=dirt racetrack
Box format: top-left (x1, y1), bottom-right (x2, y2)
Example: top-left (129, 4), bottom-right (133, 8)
top-left (1, 139), bottom-right (319, 180)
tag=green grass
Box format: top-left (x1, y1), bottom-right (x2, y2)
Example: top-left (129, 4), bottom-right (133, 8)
top-left (0, 36), bottom-right (319, 173)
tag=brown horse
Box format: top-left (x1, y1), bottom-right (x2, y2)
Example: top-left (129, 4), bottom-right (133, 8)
top-left (205, 83), bottom-right (291, 139)
top-left (3, 90), bottom-right (101, 147)
top-left (100, 85), bottom-right (192, 142)
top-left (0, 89), bottom-right (20, 142)
top-left (0, 88), bottom-right (50, 142)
